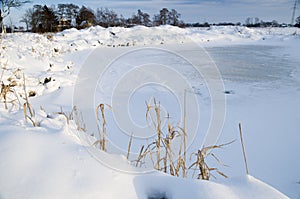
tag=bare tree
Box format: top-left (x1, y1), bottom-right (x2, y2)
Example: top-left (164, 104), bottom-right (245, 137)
top-left (169, 9), bottom-right (181, 26)
top-left (57, 3), bottom-right (79, 28)
top-left (131, 9), bottom-right (151, 26)
top-left (1, 0), bottom-right (31, 33)
top-left (19, 8), bottom-right (32, 31)
top-left (245, 17), bottom-right (253, 26)
top-left (96, 7), bottom-right (119, 27)
top-left (254, 17), bottom-right (260, 25)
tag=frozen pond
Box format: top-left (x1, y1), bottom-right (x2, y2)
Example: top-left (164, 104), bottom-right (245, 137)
top-left (206, 45), bottom-right (298, 86)
top-left (204, 44), bottom-right (300, 198)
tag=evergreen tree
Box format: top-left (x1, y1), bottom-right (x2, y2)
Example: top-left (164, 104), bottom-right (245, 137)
top-left (153, 8), bottom-right (182, 26)
top-left (76, 6), bottom-right (96, 28)
top-left (41, 5), bottom-right (57, 32)
top-left (295, 16), bottom-right (300, 28)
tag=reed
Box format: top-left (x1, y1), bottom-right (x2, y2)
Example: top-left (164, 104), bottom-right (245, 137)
top-left (22, 73), bottom-right (37, 127)
top-left (239, 123), bottom-right (249, 175)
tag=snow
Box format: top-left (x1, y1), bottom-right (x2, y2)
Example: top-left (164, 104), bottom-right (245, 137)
top-left (1, 25), bottom-right (299, 198)
top-left (0, 126), bottom-right (288, 199)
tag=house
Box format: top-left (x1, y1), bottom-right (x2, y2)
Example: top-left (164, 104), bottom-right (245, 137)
top-left (57, 18), bottom-right (72, 31)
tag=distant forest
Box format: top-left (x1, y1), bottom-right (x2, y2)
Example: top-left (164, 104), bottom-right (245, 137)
top-left (3, 3), bottom-right (300, 33)
top-left (18, 5), bottom-right (185, 33)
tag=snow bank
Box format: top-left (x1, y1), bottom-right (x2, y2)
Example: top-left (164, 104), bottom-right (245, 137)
top-left (53, 25), bottom-right (300, 50)
top-left (0, 123), bottom-right (288, 199)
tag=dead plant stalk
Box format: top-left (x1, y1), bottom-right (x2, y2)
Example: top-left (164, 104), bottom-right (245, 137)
top-left (239, 123), bottom-right (249, 175)
top-left (127, 133), bottom-right (133, 160)
top-left (183, 90), bottom-right (187, 177)
top-left (22, 73), bottom-right (37, 127)
top-left (96, 104), bottom-right (107, 152)
top-left (154, 99), bottom-right (162, 171)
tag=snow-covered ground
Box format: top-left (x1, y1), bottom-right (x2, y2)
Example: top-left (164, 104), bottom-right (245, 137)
top-left (0, 25), bottom-right (299, 198)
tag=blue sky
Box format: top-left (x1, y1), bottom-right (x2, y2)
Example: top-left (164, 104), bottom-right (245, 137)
top-left (7, 0), bottom-right (300, 25)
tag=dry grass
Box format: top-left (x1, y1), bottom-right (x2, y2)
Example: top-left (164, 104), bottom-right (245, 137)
top-left (135, 98), bottom-right (188, 177)
top-left (1, 83), bottom-right (14, 109)
top-left (95, 103), bottom-right (112, 151)
top-left (128, 97), bottom-right (234, 180)
top-left (134, 142), bottom-right (156, 167)
top-left (53, 106), bottom-right (88, 133)
top-left (22, 73), bottom-right (37, 127)
top-left (70, 106), bottom-right (86, 132)
top-left (189, 141), bottom-right (234, 180)
top-left (54, 107), bottom-right (70, 125)
top-left (46, 33), bottom-right (54, 41)
top-left (1, 70), bottom-right (38, 126)
top-left (0, 68), bottom-right (21, 110)
top-left (127, 98), bottom-right (232, 180)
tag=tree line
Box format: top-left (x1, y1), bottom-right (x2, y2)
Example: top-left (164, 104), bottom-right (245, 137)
top-left (19, 4), bottom-right (184, 33)
top-left (20, 3), bottom-right (300, 33)
top-left (1, 1), bottom-right (300, 33)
